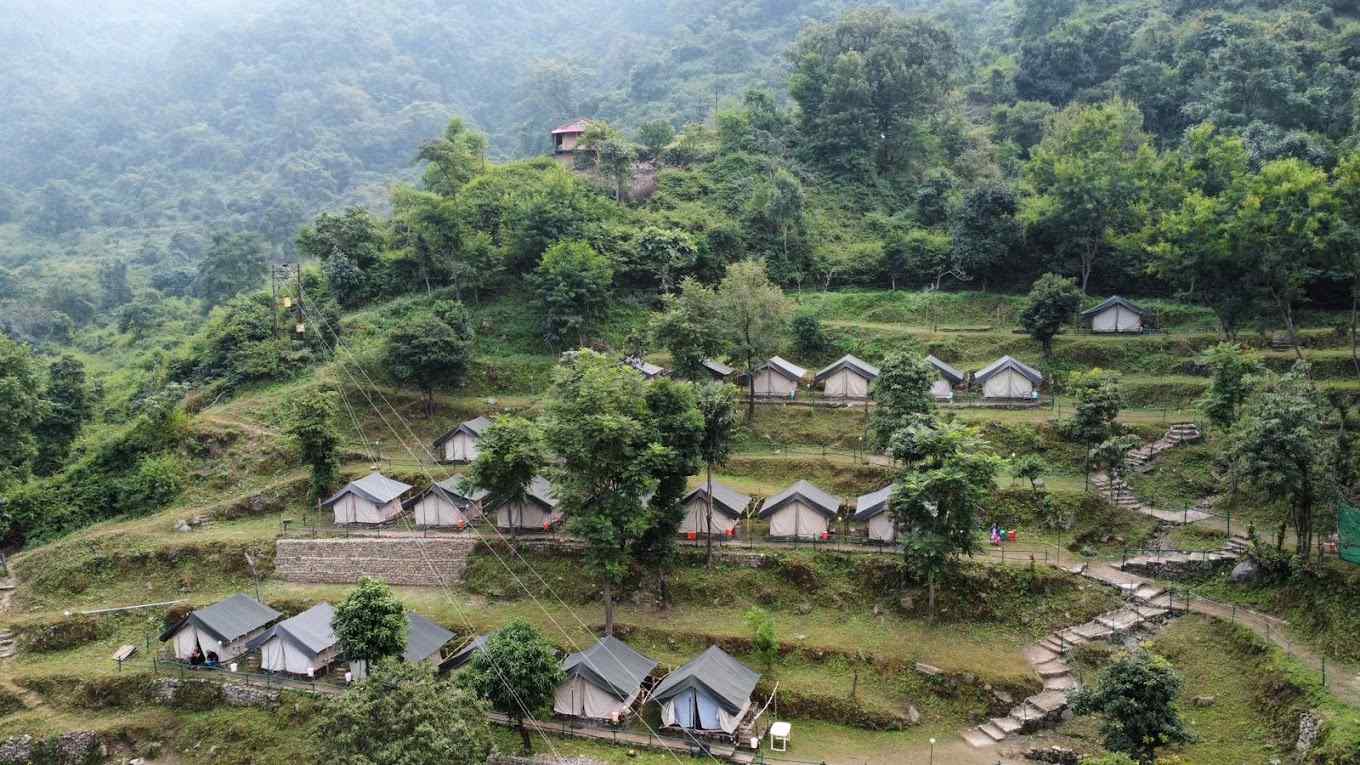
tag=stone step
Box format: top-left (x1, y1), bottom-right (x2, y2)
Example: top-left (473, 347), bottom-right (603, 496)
top-left (1034, 660), bottom-right (1070, 678)
top-left (1071, 621), bottom-right (1113, 641)
top-left (1039, 637), bottom-right (1066, 655)
top-left (1009, 702), bottom-right (1047, 725)
top-left (1027, 690), bottom-right (1070, 715)
top-left (961, 728), bottom-right (996, 748)
top-left (993, 716), bottom-right (1024, 735)
top-left (1044, 675), bottom-right (1077, 691)
top-left (1056, 629), bottom-right (1090, 646)
top-left (1134, 606), bottom-right (1170, 621)
top-left (1024, 645), bottom-right (1060, 665)
top-left (1097, 608), bottom-right (1145, 632)
top-left (978, 721), bottom-right (1006, 741)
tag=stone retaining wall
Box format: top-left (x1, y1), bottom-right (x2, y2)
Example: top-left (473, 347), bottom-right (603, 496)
top-left (274, 537), bottom-right (477, 585)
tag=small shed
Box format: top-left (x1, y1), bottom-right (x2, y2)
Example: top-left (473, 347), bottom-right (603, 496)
top-left (160, 594), bottom-right (281, 663)
top-left (974, 356), bottom-right (1043, 400)
top-left (1081, 296), bottom-right (1148, 334)
top-left (678, 481), bottom-right (750, 536)
top-left (758, 480), bottom-right (840, 540)
top-left (495, 475), bottom-right (562, 531)
top-left (701, 358), bottom-right (735, 382)
top-left (411, 477), bottom-right (488, 528)
top-left (623, 356), bottom-right (667, 381)
top-left (552, 118), bottom-right (591, 154)
top-left (403, 613), bottom-right (456, 666)
top-left (653, 645), bottom-right (760, 735)
top-left (439, 633), bottom-right (491, 674)
top-left (925, 355), bottom-right (965, 401)
top-left (323, 471), bottom-right (412, 525)
top-left (749, 356), bottom-right (807, 399)
top-left (854, 485), bottom-right (897, 543)
top-left (248, 602), bottom-right (339, 676)
top-left (554, 636), bottom-right (658, 722)
top-left (433, 416), bottom-right (492, 464)
top-left (815, 354), bottom-right (880, 399)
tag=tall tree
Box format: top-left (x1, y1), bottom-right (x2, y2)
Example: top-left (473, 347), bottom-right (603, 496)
top-left (1329, 152), bottom-right (1360, 376)
top-left (96, 261), bottom-right (132, 309)
top-left (651, 277), bottom-right (726, 381)
top-left (416, 118), bottom-right (488, 197)
top-left (636, 226), bottom-right (698, 295)
top-left (633, 379), bottom-right (704, 603)
top-left (297, 208), bottom-right (386, 270)
top-left (0, 336), bottom-right (44, 486)
top-left (1021, 99), bottom-right (1157, 292)
top-left (1021, 272), bottom-right (1083, 358)
top-left (287, 387), bottom-right (343, 503)
top-left (533, 240), bottom-right (614, 348)
top-left (541, 349), bottom-right (665, 635)
top-left (384, 302), bottom-right (474, 417)
top-left (463, 619), bottom-right (563, 754)
top-left (696, 382), bottom-right (739, 566)
top-left (868, 352), bottom-right (937, 451)
top-left (31, 355), bottom-right (89, 476)
top-left (715, 260), bottom-right (793, 420)
top-left (315, 660), bottom-right (491, 765)
top-left (465, 416), bottom-right (546, 539)
top-left (193, 232), bottom-right (269, 307)
top-left (332, 577), bottom-right (407, 671)
top-left (1197, 343), bottom-right (1263, 431)
top-left (1071, 651), bottom-right (1190, 764)
top-left (1066, 370), bottom-right (1123, 488)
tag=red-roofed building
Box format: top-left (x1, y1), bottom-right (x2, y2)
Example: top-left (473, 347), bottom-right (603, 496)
top-left (552, 118), bottom-right (591, 155)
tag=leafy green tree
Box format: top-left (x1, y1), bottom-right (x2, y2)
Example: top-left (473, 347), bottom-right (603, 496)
top-left (744, 168), bottom-right (808, 285)
top-left (869, 352), bottom-right (937, 451)
top-left (0, 336), bottom-right (44, 486)
top-left (1071, 651), bottom-right (1190, 763)
top-left (416, 118), bottom-right (488, 197)
top-left (541, 349), bottom-right (663, 635)
top-left (744, 606), bottom-right (778, 672)
top-left (1198, 343), bottom-right (1263, 430)
top-left (193, 232), bottom-right (269, 307)
top-left (1226, 365), bottom-right (1334, 558)
top-left (533, 240), bottom-right (614, 348)
top-left (287, 388), bottom-right (342, 503)
top-left (1013, 454), bottom-right (1049, 493)
top-left (1329, 151), bottom-right (1360, 376)
top-left (32, 356), bottom-right (90, 476)
top-left (42, 283), bottom-right (96, 326)
top-left (321, 252), bottom-right (372, 308)
top-left (636, 226), bottom-right (698, 295)
top-left (1066, 369), bottom-right (1123, 487)
top-left (790, 314), bottom-right (828, 358)
top-left (384, 303), bottom-right (474, 417)
top-left (788, 8), bottom-right (959, 179)
top-left (1021, 99), bottom-right (1157, 292)
top-left (634, 379), bottom-right (704, 603)
top-left (715, 260), bottom-right (793, 420)
top-left (96, 261), bottom-right (132, 309)
top-left (315, 659), bottom-right (491, 765)
top-left (1021, 272), bottom-right (1083, 358)
top-left (952, 183), bottom-right (1021, 285)
top-left (889, 420), bottom-right (1002, 617)
top-left (637, 120), bottom-right (675, 161)
top-left (333, 577), bottom-right (407, 669)
top-left (465, 416), bottom-right (546, 538)
top-left (1090, 435), bottom-right (1143, 501)
top-left (297, 208), bottom-right (385, 270)
top-left (652, 277), bottom-right (725, 380)
top-left (596, 138), bottom-right (637, 202)
top-left (696, 382), bottom-right (739, 566)
top-left (463, 620), bottom-right (563, 754)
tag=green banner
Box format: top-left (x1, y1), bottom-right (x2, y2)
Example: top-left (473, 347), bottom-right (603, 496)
top-left (1341, 500), bottom-right (1360, 566)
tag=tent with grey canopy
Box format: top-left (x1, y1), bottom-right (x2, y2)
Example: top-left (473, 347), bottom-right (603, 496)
top-left (745, 356), bottom-right (806, 398)
top-left (814, 354), bottom-right (880, 399)
top-left (323, 471), bottom-right (412, 525)
top-left (494, 475), bottom-right (563, 531)
top-left (553, 636), bottom-right (658, 722)
top-left (410, 476), bottom-right (487, 527)
top-left (247, 602), bottom-right (339, 676)
top-left (160, 594), bottom-right (281, 663)
top-left (973, 356), bottom-right (1043, 400)
top-left (925, 355), bottom-right (964, 401)
top-left (677, 481), bottom-right (750, 536)
top-left (403, 613), bottom-right (456, 666)
top-left (758, 480), bottom-right (840, 540)
top-left (854, 485), bottom-right (898, 543)
top-left (652, 645), bottom-right (760, 735)
top-left (702, 358), bottom-right (735, 381)
top-left (1081, 296), bottom-right (1149, 334)
top-left (432, 416), bottom-right (492, 463)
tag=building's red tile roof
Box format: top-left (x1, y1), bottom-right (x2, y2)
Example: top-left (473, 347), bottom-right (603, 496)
top-left (551, 118), bottom-right (591, 135)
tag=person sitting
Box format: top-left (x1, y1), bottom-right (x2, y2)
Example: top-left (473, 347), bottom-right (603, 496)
top-left (205, 651), bottom-right (220, 668)
top-left (189, 646), bottom-right (204, 667)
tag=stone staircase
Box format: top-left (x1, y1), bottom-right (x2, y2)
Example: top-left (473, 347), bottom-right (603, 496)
top-left (0, 630), bottom-right (16, 660)
top-left (961, 603), bottom-right (1173, 748)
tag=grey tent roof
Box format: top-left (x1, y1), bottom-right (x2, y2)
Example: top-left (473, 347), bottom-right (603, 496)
top-left (853, 485), bottom-right (894, 521)
top-left (403, 613), bottom-right (455, 664)
top-left (526, 475), bottom-right (559, 510)
top-left (702, 358), bottom-right (734, 377)
top-left (624, 356), bottom-right (666, 378)
top-left (652, 645), bottom-right (760, 714)
top-left (433, 416), bottom-right (493, 448)
top-left (440, 633), bottom-right (491, 672)
top-left (758, 480), bottom-right (840, 519)
top-left (561, 636), bottom-right (658, 701)
top-left (973, 355), bottom-right (1043, 386)
top-left (246, 602), bottom-right (337, 658)
top-left (815, 354), bottom-right (881, 383)
top-left (322, 471), bottom-right (412, 508)
top-left (681, 481), bottom-right (750, 518)
top-left (1080, 295), bottom-right (1148, 318)
top-left (159, 594), bottom-right (280, 644)
top-left (417, 475), bottom-right (489, 506)
top-left (759, 356), bottom-right (807, 382)
top-left (925, 355), bottom-right (965, 384)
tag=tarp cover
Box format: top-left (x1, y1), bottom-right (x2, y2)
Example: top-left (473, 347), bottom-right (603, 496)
top-left (560, 636), bottom-right (657, 700)
top-left (160, 594), bottom-right (279, 644)
top-left (1341, 500), bottom-right (1360, 565)
top-left (403, 613), bottom-right (455, 664)
top-left (652, 645), bottom-right (759, 715)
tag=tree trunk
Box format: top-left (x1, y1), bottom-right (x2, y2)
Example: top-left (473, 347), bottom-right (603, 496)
top-left (1351, 290), bottom-right (1359, 378)
top-left (747, 367), bottom-right (756, 422)
top-left (1272, 288), bottom-right (1305, 363)
top-left (603, 580), bottom-right (615, 637)
top-left (1081, 243), bottom-right (1095, 294)
top-left (705, 463), bottom-right (715, 568)
top-left (518, 719), bottom-right (533, 754)
top-left (927, 572), bottom-right (937, 622)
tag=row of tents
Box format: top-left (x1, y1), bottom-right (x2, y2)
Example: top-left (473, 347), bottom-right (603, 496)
top-left (324, 469), bottom-right (903, 542)
top-left (162, 595), bottom-right (762, 737)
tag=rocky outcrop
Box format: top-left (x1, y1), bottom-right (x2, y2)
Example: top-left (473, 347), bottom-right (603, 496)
top-left (274, 536), bottom-right (477, 586)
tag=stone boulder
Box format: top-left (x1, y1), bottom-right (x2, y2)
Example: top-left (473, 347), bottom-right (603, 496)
top-left (1229, 558), bottom-right (1262, 584)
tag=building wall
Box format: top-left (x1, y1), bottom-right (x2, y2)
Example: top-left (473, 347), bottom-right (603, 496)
top-left (767, 500), bottom-right (830, 539)
top-left (867, 513), bottom-right (896, 543)
top-left (413, 494), bottom-right (475, 527)
top-left (445, 432), bottom-right (479, 463)
top-left (1091, 306), bottom-right (1143, 333)
top-left (274, 537), bottom-right (477, 586)
top-left (930, 378), bottom-right (954, 400)
top-left (496, 501), bottom-right (556, 530)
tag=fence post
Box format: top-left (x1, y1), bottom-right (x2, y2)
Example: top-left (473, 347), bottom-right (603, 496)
top-left (1322, 658), bottom-right (1327, 688)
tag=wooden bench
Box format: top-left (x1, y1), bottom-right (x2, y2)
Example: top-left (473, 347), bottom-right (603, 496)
top-left (112, 644), bottom-right (137, 670)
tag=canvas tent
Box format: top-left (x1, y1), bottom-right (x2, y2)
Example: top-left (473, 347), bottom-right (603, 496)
top-left (759, 480), bottom-right (840, 539)
top-left (161, 594), bottom-right (281, 663)
top-left (974, 356), bottom-right (1043, 400)
top-left (403, 613), bottom-right (455, 665)
top-left (439, 633), bottom-right (491, 673)
top-left (433, 416), bottom-right (492, 464)
top-left (748, 356), bottom-right (806, 398)
top-left (854, 485), bottom-right (897, 543)
top-left (411, 477), bottom-right (487, 527)
top-left (815, 355), bottom-right (880, 399)
top-left (494, 475), bottom-right (562, 530)
top-left (1081, 296), bottom-right (1148, 334)
top-left (653, 646), bottom-right (760, 735)
top-left (678, 481), bottom-right (750, 536)
top-left (323, 471), bottom-right (412, 525)
top-left (701, 358), bottom-right (735, 381)
top-left (623, 356), bottom-right (667, 380)
top-left (248, 603), bottom-right (339, 676)
top-left (925, 355), bottom-right (965, 401)
top-left (554, 636), bottom-right (658, 722)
